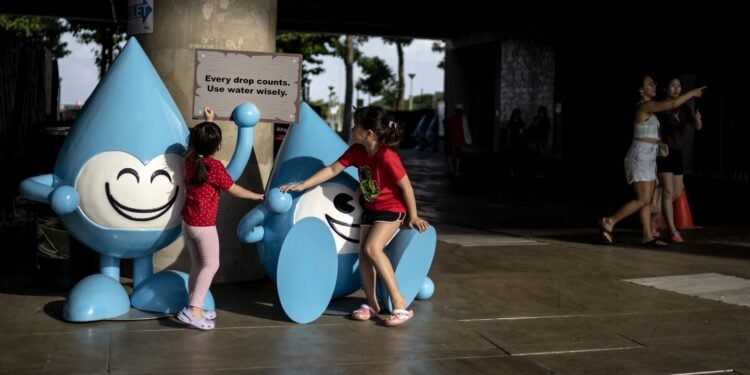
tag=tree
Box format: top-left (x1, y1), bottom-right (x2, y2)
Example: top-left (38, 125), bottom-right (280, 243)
top-left (331, 35), bottom-right (368, 141)
top-left (0, 15), bottom-right (69, 58)
top-left (413, 92), bottom-right (444, 110)
top-left (356, 56), bottom-right (396, 109)
top-left (382, 37), bottom-right (413, 111)
top-left (356, 56), bottom-right (395, 99)
top-left (432, 41), bottom-right (446, 69)
top-left (276, 33), bottom-right (338, 101)
top-left (343, 36), bottom-right (354, 137)
top-left (1, 16), bottom-right (69, 203)
top-left (309, 99), bottom-right (330, 120)
top-left (68, 21), bottom-right (126, 79)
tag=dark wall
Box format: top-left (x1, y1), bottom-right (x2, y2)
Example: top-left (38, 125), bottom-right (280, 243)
top-left (445, 13), bottom-right (749, 182)
top-left (0, 29), bottom-right (60, 211)
top-left (552, 21), bottom-right (748, 180)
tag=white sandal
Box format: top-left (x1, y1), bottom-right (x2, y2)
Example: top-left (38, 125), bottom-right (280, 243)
top-left (177, 307), bottom-right (215, 330)
top-left (384, 309), bottom-right (414, 327)
top-left (351, 304), bottom-right (378, 321)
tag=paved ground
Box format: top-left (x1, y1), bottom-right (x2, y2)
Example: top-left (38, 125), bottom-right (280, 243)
top-left (2, 149), bottom-right (749, 374)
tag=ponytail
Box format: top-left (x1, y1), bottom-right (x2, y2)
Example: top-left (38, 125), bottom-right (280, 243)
top-left (186, 121), bottom-right (222, 187)
top-left (188, 151), bottom-right (209, 187)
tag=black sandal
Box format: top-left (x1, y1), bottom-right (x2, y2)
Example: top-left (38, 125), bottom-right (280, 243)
top-left (597, 217), bottom-right (613, 244)
top-left (640, 238), bottom-right (668, 248)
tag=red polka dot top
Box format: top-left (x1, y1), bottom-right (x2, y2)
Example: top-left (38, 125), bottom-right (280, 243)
top-left (181, 154), bottom-right (234, 226)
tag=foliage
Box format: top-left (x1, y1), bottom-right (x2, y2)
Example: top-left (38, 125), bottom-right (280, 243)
top-left (0, 15), bottom-right (69, 58)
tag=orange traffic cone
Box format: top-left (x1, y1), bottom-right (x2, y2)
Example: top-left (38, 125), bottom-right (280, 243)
top-left (674, 187), bottom-right (700, 230)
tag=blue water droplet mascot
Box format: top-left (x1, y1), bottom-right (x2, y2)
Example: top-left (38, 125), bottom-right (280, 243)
top-left (236, 103), bottom-right (437, 323)
top-left (19, 37), bottom-right (258, 321)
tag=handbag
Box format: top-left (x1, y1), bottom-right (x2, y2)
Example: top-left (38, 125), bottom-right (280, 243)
top-left (650, 182), bottom-right (663, 214)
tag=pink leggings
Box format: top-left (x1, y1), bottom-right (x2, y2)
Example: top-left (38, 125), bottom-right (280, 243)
top-left (183, 223), bottom-right (220, 308)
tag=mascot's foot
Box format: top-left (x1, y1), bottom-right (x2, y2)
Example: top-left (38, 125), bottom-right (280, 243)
top-left (277, 218), bottom-right (337, 323)
top-left (415, 276), bottom-right (435, 300)
top-left (130, 270), bottom-right (214, 315)
top-left (63, 274), bottom-right (130, 322)
top-left (377, 226), bottom-right (437, 313)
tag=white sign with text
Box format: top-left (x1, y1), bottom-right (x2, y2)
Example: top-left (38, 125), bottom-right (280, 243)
top-left (193, 49), bottom-right (302, 123)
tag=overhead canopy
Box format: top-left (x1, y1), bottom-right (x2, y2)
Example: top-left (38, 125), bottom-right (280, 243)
top-left (3, 0), bottom-right (554, 38)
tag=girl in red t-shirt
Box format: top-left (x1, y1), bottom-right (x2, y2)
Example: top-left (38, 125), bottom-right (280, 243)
top-left (281, 106), bottom-right (429, 327)
top-left (179, 107), bottom-right (264, 330)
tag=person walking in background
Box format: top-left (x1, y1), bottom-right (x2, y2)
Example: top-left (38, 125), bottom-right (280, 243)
top-left (444, 104), bottom-right (471, 176)
top-left (505, 108), bottom-right (526, 177)
top-left (598, 74), bottom-right (705, 247)
top-left (530, 105), bottom-right (551, 177)
top-left (652, 76), bottom-right (704, 243)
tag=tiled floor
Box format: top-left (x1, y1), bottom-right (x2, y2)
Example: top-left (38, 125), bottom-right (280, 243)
top-left (2, 150), bottom-right (749, 374)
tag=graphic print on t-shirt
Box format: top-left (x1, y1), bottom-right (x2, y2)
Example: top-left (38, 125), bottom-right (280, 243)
top-left (358, 166), bottom-right (380, 202)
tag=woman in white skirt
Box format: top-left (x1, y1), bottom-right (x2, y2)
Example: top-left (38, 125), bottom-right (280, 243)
top-left (598, 75), bottom-right (705, 246)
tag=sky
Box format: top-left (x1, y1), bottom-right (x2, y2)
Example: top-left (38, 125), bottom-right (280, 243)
top-left (57, 33), bottom-right (445, 106)
top-left (58, 33), bottom-right (101, 105)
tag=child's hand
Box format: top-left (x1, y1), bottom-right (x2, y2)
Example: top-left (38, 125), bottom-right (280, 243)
top-left (279, 183), bottom-right (306, 193)
top-left (253, 193), bottom-right (264, 201)
top-left (203, 106), bottom-right (215, 121)
top-left (408, 216), bottom-right (429, 233)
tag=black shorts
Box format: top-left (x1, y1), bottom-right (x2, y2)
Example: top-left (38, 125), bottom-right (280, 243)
top-left (361, 209), bottom-right (406, 225)
top-left (445, 145), bottom-right (463, 157)
top-left (656, 148), bottom-right (684, 175)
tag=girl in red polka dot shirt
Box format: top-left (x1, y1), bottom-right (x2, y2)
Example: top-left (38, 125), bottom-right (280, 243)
top-left (178, 107), bottom-right (263, 330)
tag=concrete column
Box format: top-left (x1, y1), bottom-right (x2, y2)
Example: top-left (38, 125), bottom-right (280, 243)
top-left (136, 0), bottom-right (276, 282)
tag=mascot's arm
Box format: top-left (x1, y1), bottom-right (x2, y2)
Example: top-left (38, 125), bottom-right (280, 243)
top-left (236, 189), bottom-right (293, 244)
top-left (237, 205), bottom-right (267, 243)
top-left (19, 175), bottom-right (79, 214)
top-left (226, 103), bottom-right (259, 181)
